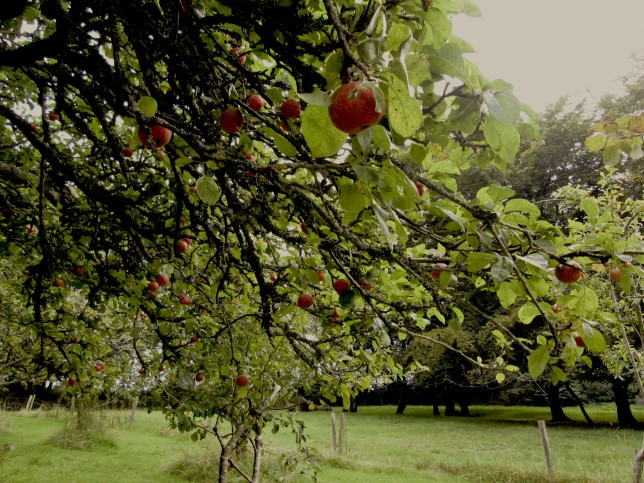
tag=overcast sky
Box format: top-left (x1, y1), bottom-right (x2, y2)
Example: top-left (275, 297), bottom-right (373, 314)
top-left (451, 0), bottom-right (644, 113)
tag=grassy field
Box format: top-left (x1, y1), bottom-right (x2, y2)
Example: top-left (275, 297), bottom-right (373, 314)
top-left (1, 405), bottom-right (643, 482)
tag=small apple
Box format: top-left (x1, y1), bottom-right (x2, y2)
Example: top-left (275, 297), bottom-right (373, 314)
top-left (316, 270), bottom-right (326, 282)
top-left (278, 119), bottom-right (292, 132)
top-left (328, 81), bottom-right (386, 134)
top-left (122, 146), bottom-right (134, 157)
top-left (552, 303), bottom-right (560, 313)
top-left (180, 296), bottom-right (193, 305)
top-left (182, 237), bottom-right (193, 244)
top-left (48, 111), bottom-right (59, 121)
top-left (555, 261), bottom-right (582, 284)
top-left (54, 279), bottom-right (64, 287)
top-left (189, 186), bottom-right (197, 194)
top-left (236, 374), bottom-right (250, 387)
top-left (138, 368), bottom-right (146, 375)
top-left (415, 181), bottom-right (424, 197)
top-left (67, 379), bottom-right (76, 386)
top-left (220, 107), bottom-right (244, 134)
top-left (74, 266), bottom-right (85, 277)
top-left (138, 125), bottom-right (172, 148)
top-left (70, 335), bottom-right (78, 343)
top-left (190, 335), bottom-right (199, 343)
top-left (574, 336), bottom-right (586, 348)
top-left (150, 293), bottom-right (157, 299)
top-left (177, 239), bottom-right (188, 253)
top-left (247, 94), bottom-right (265, 112)
top-left (270, 273), bottom-right (278, 282)
top-left (244, 152), bottom-right (255, 161)
top-left (156, 274), bottom-right (169, 286)
top-left (332, 308), bottom-right (340, 320)
top-left (148, 281), bottom-right (160, 291)
top-left (232, 47), bottom-right (246, 64)
top-left (281, 98), bottom-right (302, 120)
top-left (158, 366), bottom-right (165, 372)
top-left (94, 364), bottom-right (104, 371)
top-left (30, 123), bottom-right (39, 133)
top-left (609, 267), bottom-right (622, 282)
top-left (297, 293), bottom-right (314, 309)
top-left (333, 279), bottom-right (350, 294)
top-left (432, 263), bottom-right (447, 279)
top-left (300, 221), bottom-right (309, 235)
top-left (360, 279), bottom-right (372, 291)
top-left (195, 374), bottom-right (204, 382)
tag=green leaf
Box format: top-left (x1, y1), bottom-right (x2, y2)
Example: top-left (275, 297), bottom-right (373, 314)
top-left (550, 366), bottom-right (567, 385)
top-left (497, 281), bottom-right (519, 308)
top-left (427, 43), bottom-right (466, 81)
top-left (385, 23), bottom-right (412, 53)
top-left (195, 176), bottom-right (221, 205)
top-left (482, 117), bottom-right (520, 164)
top-left (496, 372), bottom-right (505, 384)
top-left (583, 327), bottom-right (606, 353)
top-left (528, 345), bottom-right (550, 379)
top-left (602, 144), bottom-right (621, 167)
top-left (301, 105), bottom-right (346, 158)
top-left (518, 302), bottom-right (540, 324)
top-left (584, 134), bottom-right (607, 152)
top-left (428, 160), bottom-right (460, 174)
top-left (384, 74), bottom-right (423, 137)
top-left (581, 198), bottom-right (599, 220)
top-left (483, 88), bottom-right (521, 125)
top-left (338, 181), bottom-right (368, 213)
top-left (504, 198), bottom-right (540, 218)
top-left (298, 89), bottom-right (330, 107)
top-left (137, 96), bottom-right (158, 117)
top-left (515, 253), bottom-right (549, 271)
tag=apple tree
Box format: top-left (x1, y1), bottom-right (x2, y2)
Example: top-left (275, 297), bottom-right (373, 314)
top-left (0, 0), bottom-right (642, 480)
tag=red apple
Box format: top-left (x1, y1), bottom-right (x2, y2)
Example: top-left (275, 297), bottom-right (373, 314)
top-left (232, 47), bottom-right (246, 64)
top-left (360, 279), bottom-right (372, 291)
top-left (74, 266), bottom-right (85, 277)
top-left (182, 237), bottom-right (193, 244)
top-left (48, 111), bottom-right (59, 121)
top-left (30, 123), bottom-right (39, 133)
top-left (54, 279), bottom-right (64, 287)
top-left (328, 81), bottom-right (386, 134)
top-left (552, 303), bottom-right (560, 313)
top-left (156, 274), bottom-right (169, 286)
top-left (189, 186), bottom-right (197, 194)
top-left (332, 308), bottom-right (340, 320)
top-left (122, 146), bottom-right (134, 157)
top-left (158, 366), bottom-right (165, 372)
top-left (67, 378), bottom-right (76, 386)
top-left (555, 261), bottom-right (582, 284)
top-left (316, 270), bottom-right (326, 282)
top-left (333, 279), bottom-right (350, 294)
top-left (574, 336), bottom-right (586, 348)
top-left (138, 368), bottom-right (146, 375)
top-left (236, 374), bottom-right (250, 387)
top-left (94, 364), bottom-right (104, 371)
top-left (177, 239), bottom-right (188, 253)
top-left (180, 296), bottom-right (193, 305)
top-left (190, 335), bottom-right (199, 343)
top-left (270, 273), bottom-right (278, 282)
top-left (609, 267), bottom-right (622, 282)
top-left (148, 281), bottom-right (160, 291)
top-left (297, 293), bottom-right (314, 309)
top-left (195, 374), bottom-right (205, 382)
top-left (244, 152), bottom-right (255, 161)
top-left (150, 293), bottom-right (157, 299)
top-left (415, 181), bottom-right (424, 197)
top-left (280, 98), bottom-right (302, 120)
top-left (300, 221), bottom-right (309, 235)
top-left (247, 94), bottom-right (265, 112)
top-left (432, 263), bottom-right (447, 279)
top-left (220, 107), bottom-right (244, 134)
top-left (138, 125), bottom-right (172, 148)
top-left (278, 119), bottom-right (292, 132)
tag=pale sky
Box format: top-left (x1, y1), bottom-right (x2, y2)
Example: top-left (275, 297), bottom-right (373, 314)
top-left (452, 0), bottom-right (644, 113)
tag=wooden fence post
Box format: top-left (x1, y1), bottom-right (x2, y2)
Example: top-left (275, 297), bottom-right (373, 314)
top-left (331, 412), bottom-right (337, 452)
top-left (538, 420), bottom-right (554, 476)
top-left (129, 396), bottom-right (139, 426)
top-left (338, 413), bottom-right (345, 455)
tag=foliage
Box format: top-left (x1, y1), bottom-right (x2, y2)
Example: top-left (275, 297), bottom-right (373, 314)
top-left (0, 0), bottom-right (642, 480)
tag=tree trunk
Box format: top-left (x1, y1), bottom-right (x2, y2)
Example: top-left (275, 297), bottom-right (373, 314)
top-left (613, 378), bottom-right (638, 427)
top-left (459, 400), bottom-right (470, 417)
top-left (349, 395), bottom-right (358, 413)
top-left (545, 384), bottom-right (571, 422)
top-left (444, 399), bottom-right (458, 416)
top-left (395, 379), bottom-right (407, 415)
top-left (433, 402), bottom-right (440, 415)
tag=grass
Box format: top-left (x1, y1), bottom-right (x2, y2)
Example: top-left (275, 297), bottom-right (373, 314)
top-left (0, 404), bottom-right (643, 482)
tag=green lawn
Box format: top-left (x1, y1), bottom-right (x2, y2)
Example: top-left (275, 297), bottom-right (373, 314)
top-left (1, 405), bottom-right (643, 482)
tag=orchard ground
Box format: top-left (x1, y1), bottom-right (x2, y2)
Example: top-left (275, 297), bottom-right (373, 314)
top-left (1, 405), bottom-right (644, 482)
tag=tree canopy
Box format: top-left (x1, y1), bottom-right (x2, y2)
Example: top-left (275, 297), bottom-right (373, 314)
top-left (0, 1), bottom-right (643, 480)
